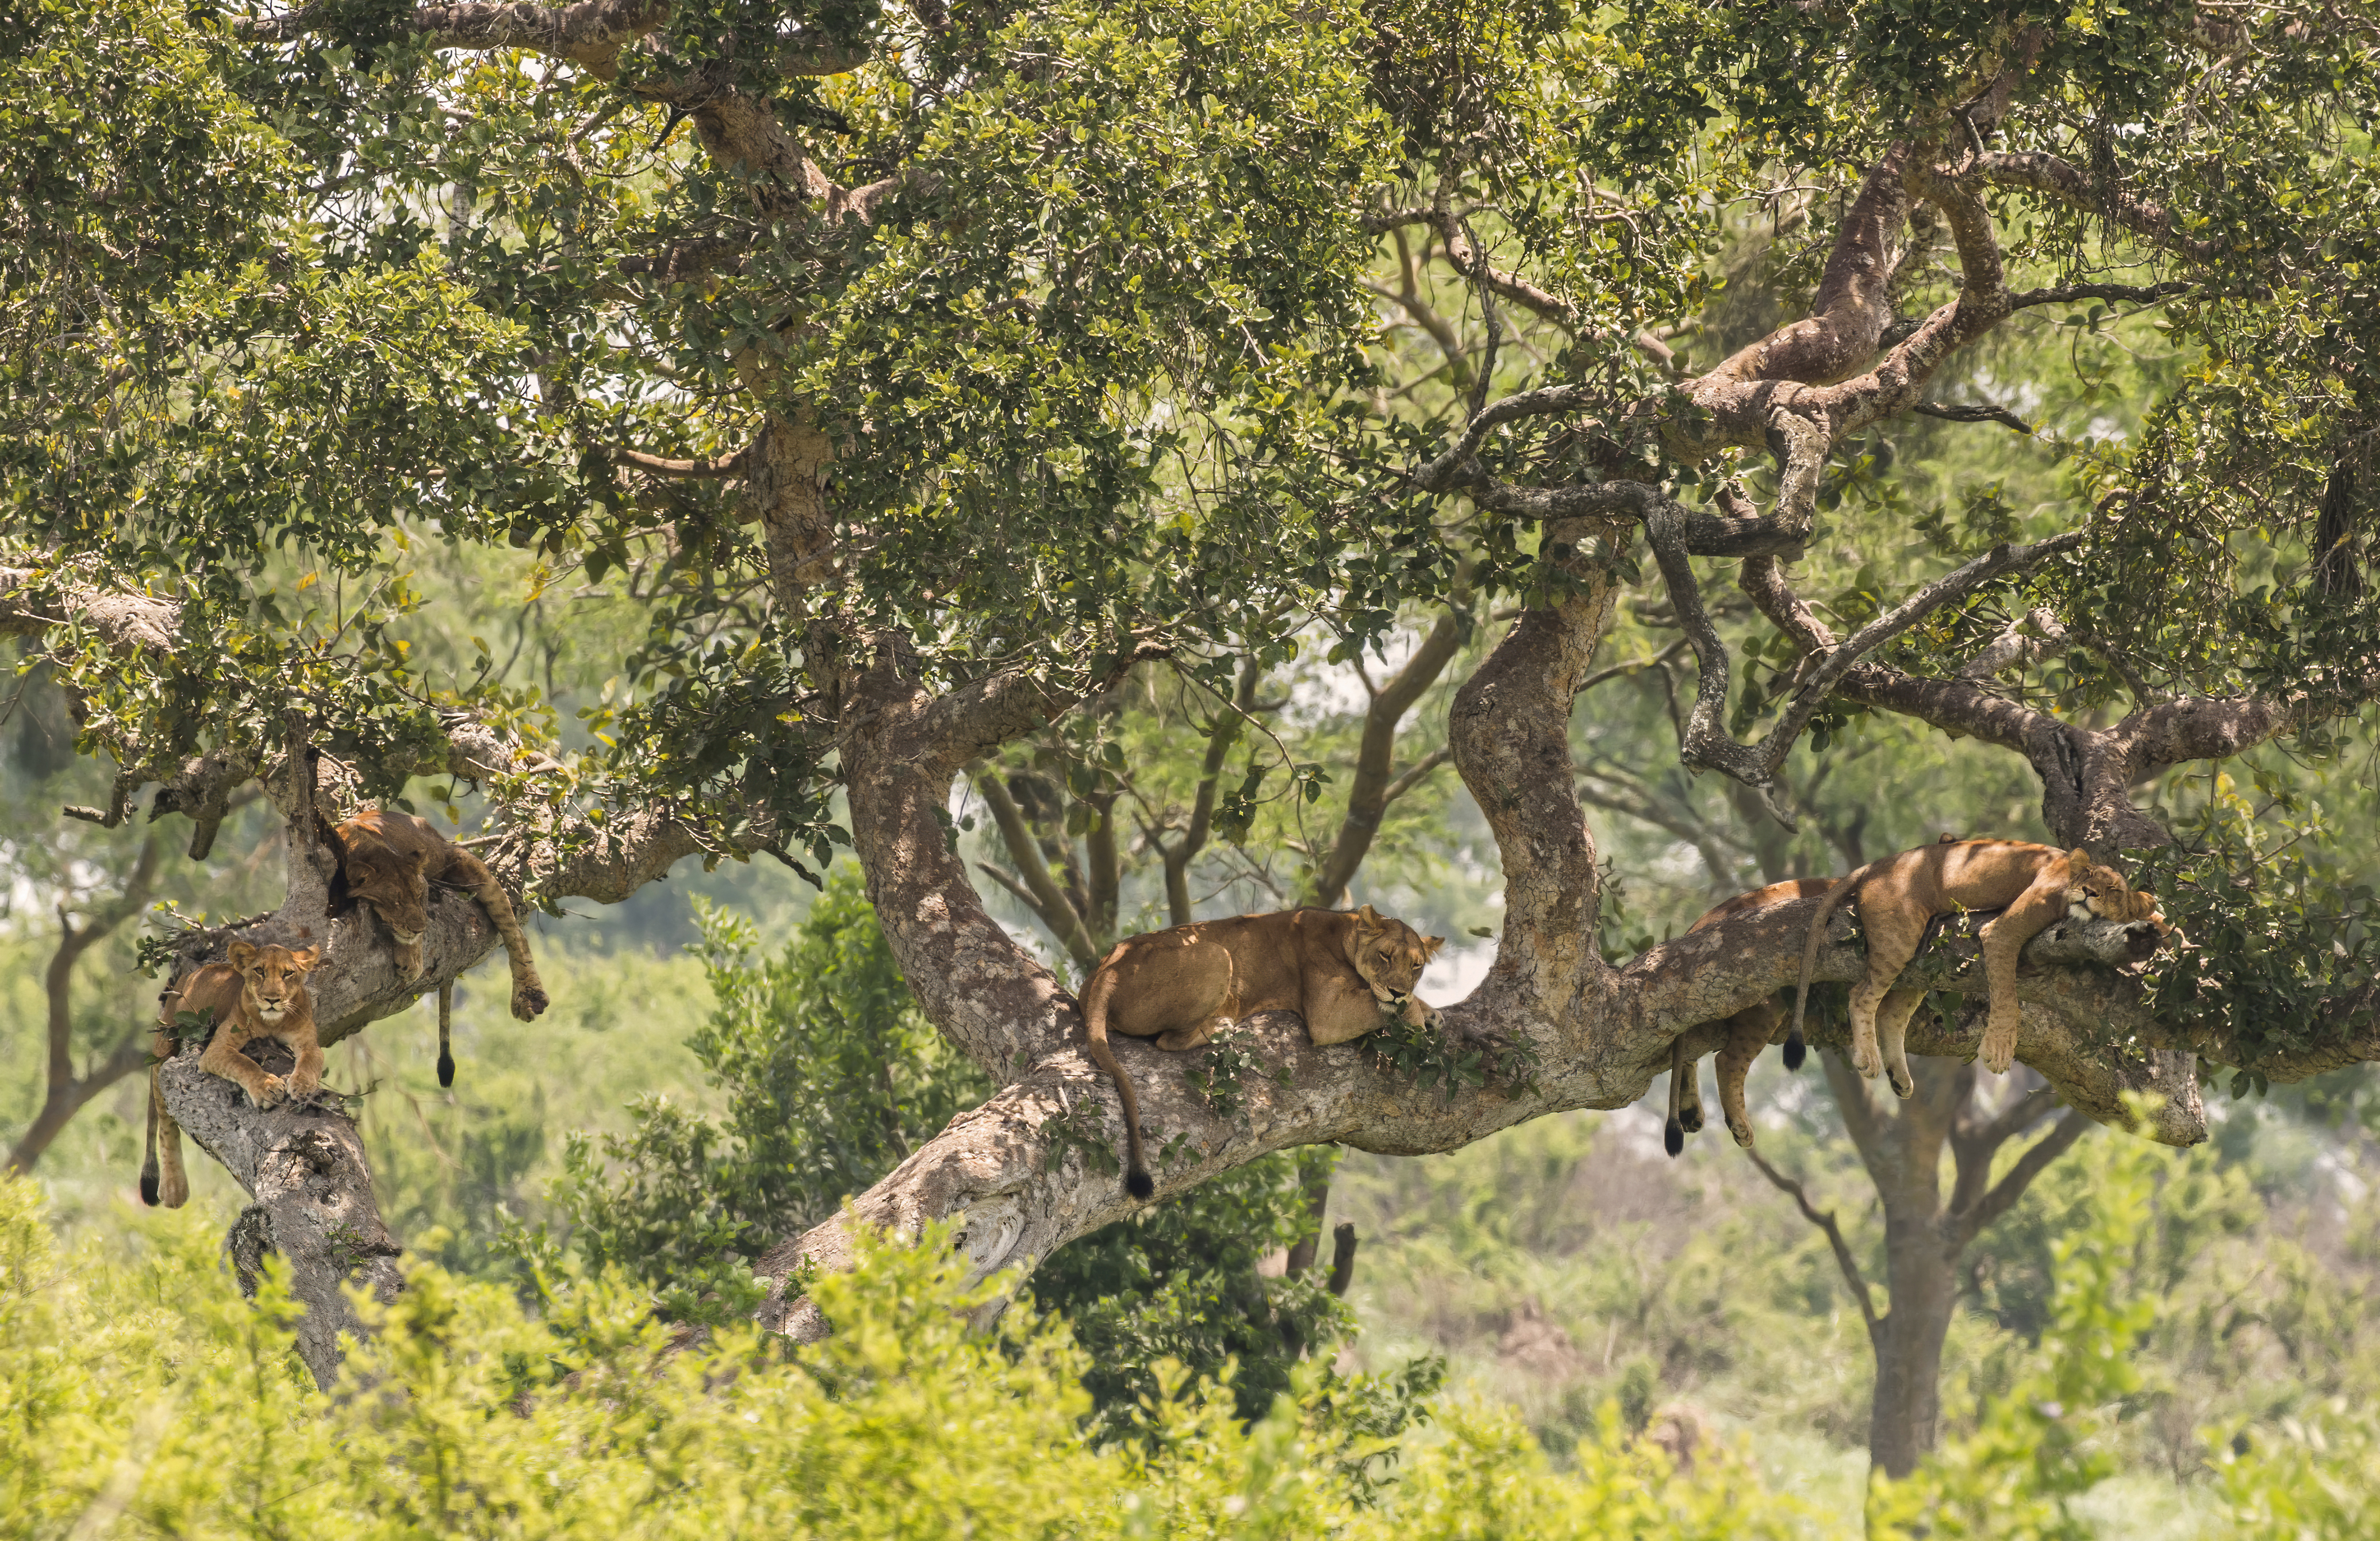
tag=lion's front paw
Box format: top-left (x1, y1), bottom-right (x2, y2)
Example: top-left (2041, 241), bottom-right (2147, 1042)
top-left (512, 982), bottom-right (550, 1022)
top-left (248, 1075), bottom-right (289, 1110)
top-left (1849, 1037), bottom-right (1883, 1080)
top-left (1979, 1023), bottom-right (2017, 1076)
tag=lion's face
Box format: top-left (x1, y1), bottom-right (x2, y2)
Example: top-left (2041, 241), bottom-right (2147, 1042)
top-left (229, 941), bottom-right (320, 1025)
top-left (347, 846), bottom-right (435, 977)
top-left (1349, 904), bottom-right (1445, 1011)
top-left (2063, 852), bottom-right (2168, 931)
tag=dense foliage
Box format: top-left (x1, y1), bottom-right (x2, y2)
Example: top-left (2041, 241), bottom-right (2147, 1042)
top-left (0, 1174), bottom-right (1811, 1539)
top-left (13, 1116), bottom-right (2380, 1538)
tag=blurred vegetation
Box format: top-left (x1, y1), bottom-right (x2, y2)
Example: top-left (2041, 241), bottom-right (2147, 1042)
top-left (13, 1098), bottom-right (2380, 1539)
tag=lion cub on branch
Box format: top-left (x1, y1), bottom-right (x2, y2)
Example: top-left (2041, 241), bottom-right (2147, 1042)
top-left (333, 807), bottom-right (548, 1087)
top-left (1793, 838), bottom-right (2166, 1094)
top-left (141, 941), bottom-right (323, 1209)
top-left (1082, 905), bottom-right (1444, 1198)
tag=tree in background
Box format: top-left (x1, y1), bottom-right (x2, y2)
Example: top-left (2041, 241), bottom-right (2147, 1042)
top-left (0, 657), bottom-right (284, 1176)
top-left (6, 0), bottom-right (2379, 1400)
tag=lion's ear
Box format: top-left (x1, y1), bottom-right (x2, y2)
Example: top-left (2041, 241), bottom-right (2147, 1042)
top-left (408, 848), bottom-right (433, 875)
top-left (1356, 903), bottom-right (1383, 931)
top-left (290, 947), bottom-right (321, 972)
top-left (1425, 935), bottom-right (1446, 959)
top-left (2065, 847), bottom-right (2094, 871)
top-left (228, 941), bottom-right (258, 969)
top-left (348, 858), bottom-right (375, 885)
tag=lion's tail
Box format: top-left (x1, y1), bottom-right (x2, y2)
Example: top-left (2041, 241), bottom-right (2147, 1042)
top-left (1792, 862), bottom-right (1876, 1053)
top-left (140, 1070), bottom-right (160, 1206)
top-left (1080, 964), bottom-right (1153, 1199)
top-left (437, 982), bottom-right (455, 1088)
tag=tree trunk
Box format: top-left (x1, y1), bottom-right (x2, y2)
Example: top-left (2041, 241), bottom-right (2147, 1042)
top-left (1870, 1202), bottom-right (1961, 1477)
top-left (1819, 1043), bottom-right (2095, 1475)
top-left (1826, 1049), bottom-right (1968, 1475)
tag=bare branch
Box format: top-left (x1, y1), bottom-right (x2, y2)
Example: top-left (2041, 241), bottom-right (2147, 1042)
top-left (1746, 1145), bottom-right (1882, 1347)
top-left (1646, 518), bottom-right (2083, 814)
top-left (972, 768), bottom-right (1101, 969)
top-left (1951, 1108), bottom-right (2092, 1247)
top-left (2010, 281), bottom-right (2197, 309)
top-left (1914, 400), bottom-right (2033, 434)
top-left (1313, 610), bottom-right (1464, 908)
top-left (614, 445), bottom-right (750, 480)
top-left (1972, 151), bottom-right (2221, 262)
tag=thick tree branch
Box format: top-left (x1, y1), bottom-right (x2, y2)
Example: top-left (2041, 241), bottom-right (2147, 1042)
top-left (1914, 400), bottom-right (2033, 434)
top-left (613, 445), bottom-right (750, 480)
top-left (154, 1052), bottom-right (402, 1388)
top-left (2009, 281), bottom-right (2197, 309)
top-left (1700, 148), bottom-right (1913, 388)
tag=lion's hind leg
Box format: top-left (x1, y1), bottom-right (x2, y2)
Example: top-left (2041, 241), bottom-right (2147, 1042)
top-left (1872, 989), bottom-right (1927, 1099)
top-left (1846, 907), bottom-right (1932, 1083)
top-left (446, 848), bottom-right (549, 1022)
top-left (1151, 953), bottom-right (1237, 1052)
top-left (1714, 1002), bottom-right (1776, 1147)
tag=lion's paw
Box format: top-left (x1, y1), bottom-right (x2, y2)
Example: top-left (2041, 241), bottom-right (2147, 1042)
top-left (1979, 1028), bottom-right (2017, 1076)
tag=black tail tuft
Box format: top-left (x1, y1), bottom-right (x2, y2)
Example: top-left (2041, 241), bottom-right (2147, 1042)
top-left (437, 1050), bottom-right (456, 1089)
top-left (1783, 1029), bottom-right (1807, 1072)
top-left (1126, 1168), bottom-right (1155, 1200)
top-left (1663, 1117), bottom-right (1685, 1157)
top-left (140, 1165), bottom-right (159, 1208)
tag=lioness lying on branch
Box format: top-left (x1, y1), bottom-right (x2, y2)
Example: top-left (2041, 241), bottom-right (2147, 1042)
top-left (1794, 838), bottom-right (2168, 1094)
top-left (331, 807), bottom-right (549, 1087)
top-left (1081, 905), bottom-right (1444, 1198)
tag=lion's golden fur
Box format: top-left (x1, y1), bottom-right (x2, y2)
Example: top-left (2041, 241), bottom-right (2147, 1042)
top-left (141, 941), bottom-right (322, 1209)
top-left (334, 807), bottom-right (548, 1086)
top-left (1080, 905), bottom-right (1444, 1197)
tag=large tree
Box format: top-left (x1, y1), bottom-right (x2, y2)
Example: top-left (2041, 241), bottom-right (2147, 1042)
top-left (6, 0), bottom-right (2377, 1394)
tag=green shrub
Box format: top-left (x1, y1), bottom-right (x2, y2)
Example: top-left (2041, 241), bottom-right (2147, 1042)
top-left (0, 1172), bottom-right (1825, 1539)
